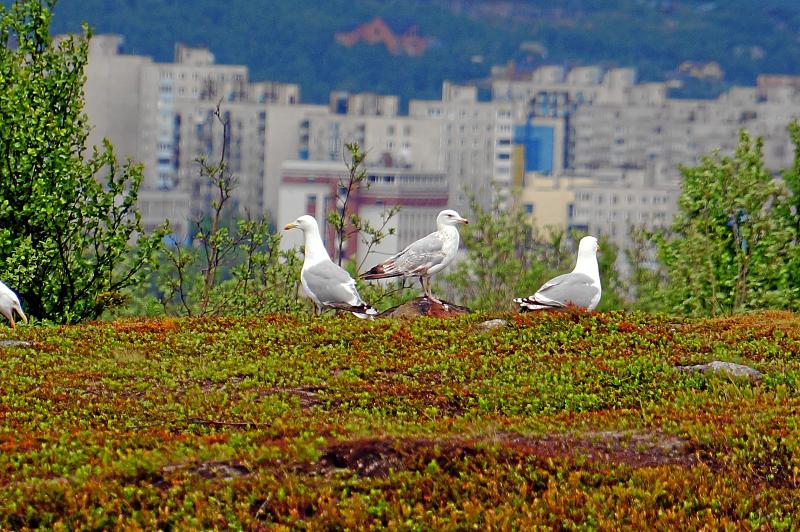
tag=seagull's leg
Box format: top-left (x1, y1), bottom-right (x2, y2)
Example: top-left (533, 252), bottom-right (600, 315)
top-left (423, 276), bottom-right (442, 304)
top-left (418, 277), bottom-right (427, 299)
top-left (2, 310), bottom-right (15, 329)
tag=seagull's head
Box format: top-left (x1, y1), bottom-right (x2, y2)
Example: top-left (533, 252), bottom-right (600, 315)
top-left (437, 209), bottom-right (469, 228)
top-left (578, 236), bottom-right (600, 257)
top-left (283, 215), bottom-right (319, 233)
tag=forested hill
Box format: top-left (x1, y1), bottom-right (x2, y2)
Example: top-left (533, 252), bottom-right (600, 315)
top-left (47, 0), bottom-right (800, 103)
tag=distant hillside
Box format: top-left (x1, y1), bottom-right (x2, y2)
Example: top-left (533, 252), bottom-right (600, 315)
top-left (46, 0), bottom-right (800, 103)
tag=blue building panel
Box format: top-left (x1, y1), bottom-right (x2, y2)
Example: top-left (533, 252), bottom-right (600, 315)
top-left (513, 123), bottom-right (554, 175)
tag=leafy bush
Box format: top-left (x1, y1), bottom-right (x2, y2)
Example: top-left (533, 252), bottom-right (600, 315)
top-left (0, 0), bottom-right (163, 323)
top-left (655, 129), bottom-right (799, 316)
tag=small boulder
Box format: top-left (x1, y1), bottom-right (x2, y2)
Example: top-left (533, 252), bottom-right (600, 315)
top-left (476, 319), bottom-right (508, 332)
top-left (676, 360), bottom-right (763, 381)
top-left (0, 340), bottom-right (32, 348)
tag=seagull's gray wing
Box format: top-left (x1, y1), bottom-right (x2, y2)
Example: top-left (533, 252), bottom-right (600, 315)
top-left (303, 260), bottom-right (364, 308)
top-left (363, 232), bottom-right (447, 278)
top-left (532, 272), bottom-right (599, 308)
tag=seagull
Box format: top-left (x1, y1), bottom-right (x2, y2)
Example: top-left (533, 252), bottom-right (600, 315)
top-left (362, 209), bottom-right (469, 304)
top-left (0, 280), bottom-right (28, 329)
top-left (284, 215), bottom-right (378, 319)
top-left (514, 236), bottom-right (602, 311)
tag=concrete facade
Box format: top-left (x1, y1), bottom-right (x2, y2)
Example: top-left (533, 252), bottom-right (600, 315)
top-left (85, 38), bottom-right (800, 261)
top-left (278, 160), bottom-right (448, 271)
top-left (409, 82), bottom-right (521, 214)
top-left (84, 35), bottom-right (302, 237)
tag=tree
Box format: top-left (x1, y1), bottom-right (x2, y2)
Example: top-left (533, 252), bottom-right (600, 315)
top-left (777, 120), bottom-right (800, 302)
top-left (0, 0), bottom-right (163, 323)
top-left (623, 225), bottom-right (668, 313)
top-left (154, 106), bottom-right (303, 317)
top-left (326, 142), bottom-right (400, 269)
top-left (655, 129), bottom-right (797, 316)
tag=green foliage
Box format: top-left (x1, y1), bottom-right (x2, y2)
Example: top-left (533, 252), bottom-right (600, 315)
top-left (1, 310), bottom-right (799, 527)
top-left (154, 222), bottom-right (303, 317)
top-left (624, 225), bottom-right (668, 313)
top-left (326, 142), bottom-right (401, 270)
top-left (778, 120), bottom-right (800, 297)
top-left (0, 0), bottom-right (163, 323)
top-left (444, 191), bottom-right (551, 311)
top-left (594, 235), bottom-right (625, 312)
top-left (656, 129), bottom-right (798, 316)
top-left (152, 107), bottom-right (303, 317)
top-left (322, 142), bottom-right (411, 310)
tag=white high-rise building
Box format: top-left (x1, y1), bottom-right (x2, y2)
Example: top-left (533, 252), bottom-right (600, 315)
top-left (85, 35), bottom-right (301, 236)
top-left (409, 82), bottom-right (523, 214)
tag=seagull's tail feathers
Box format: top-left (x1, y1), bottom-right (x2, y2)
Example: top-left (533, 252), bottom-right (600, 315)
top-left (329, 302), bottom-right (380, 320)
top-left (361, 261), bottom-right (402, 280)
top-left (513, 296), bottom-right (560, 312)
top-left (351, 304), bottom-right (379, 320)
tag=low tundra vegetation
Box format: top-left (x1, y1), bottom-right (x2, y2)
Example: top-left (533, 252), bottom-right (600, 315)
top-left (0, 310), bottom-right (798, 529)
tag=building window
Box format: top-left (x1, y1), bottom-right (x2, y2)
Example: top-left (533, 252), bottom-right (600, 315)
top-left (306, 194), bottom-right (317, 216)
top-left (524, 203), bottom-right (534, 214)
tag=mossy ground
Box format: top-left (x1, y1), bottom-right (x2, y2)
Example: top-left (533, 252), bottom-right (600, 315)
top-left (1, 310), bottom-right (798, 529)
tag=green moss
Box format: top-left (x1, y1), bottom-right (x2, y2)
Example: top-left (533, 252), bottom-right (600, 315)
top-left (0, 310), bottom-right (798, 528)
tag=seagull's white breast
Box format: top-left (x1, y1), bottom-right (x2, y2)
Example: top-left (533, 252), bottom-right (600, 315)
top-left (428, 226), bottom-right (460, 276)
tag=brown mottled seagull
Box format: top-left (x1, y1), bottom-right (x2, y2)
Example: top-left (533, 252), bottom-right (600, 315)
top-left (362, 209), bottom-right (468, 304)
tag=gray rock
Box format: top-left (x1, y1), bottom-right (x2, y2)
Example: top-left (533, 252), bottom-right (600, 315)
top-left (0, 340), bottom-right (32, 347)
top-left (476, 319), bottom-right (508, 332)
top-left (676, 360), bottom-right (763, 381)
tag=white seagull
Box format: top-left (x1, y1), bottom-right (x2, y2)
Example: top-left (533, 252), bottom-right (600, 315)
top-left (0, 280), bottom-right (28, 328)
top-left (514, 236), bottom-right (602, 311)
top-left (284, 215), bottom-right (378, 319)
top-left (362, 209), bottom-right (469, 303)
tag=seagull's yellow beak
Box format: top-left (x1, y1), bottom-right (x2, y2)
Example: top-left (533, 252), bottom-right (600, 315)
top-left (459, 218), bottom-right (469, 225)
top-left (284, 222), bottom-right (297, 230)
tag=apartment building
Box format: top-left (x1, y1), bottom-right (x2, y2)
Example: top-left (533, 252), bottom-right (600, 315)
top-left (85, 37), bottom-right (800, 261)
top-left (498, 64), bottom-right (800, 259)
top-left (409, 82), bottom-right (522, 214)
top-left (85, 35), bottom-right (301, 236)
top-left (571, 84), bottom-right (800, 178)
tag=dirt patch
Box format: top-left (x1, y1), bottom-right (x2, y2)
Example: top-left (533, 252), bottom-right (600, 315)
top-left (499, 430), bottom-right (702, 469)
top-left (318, 438), bottom-right (479, 478)
top-left (316, 430), bottom-right (706, 479)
